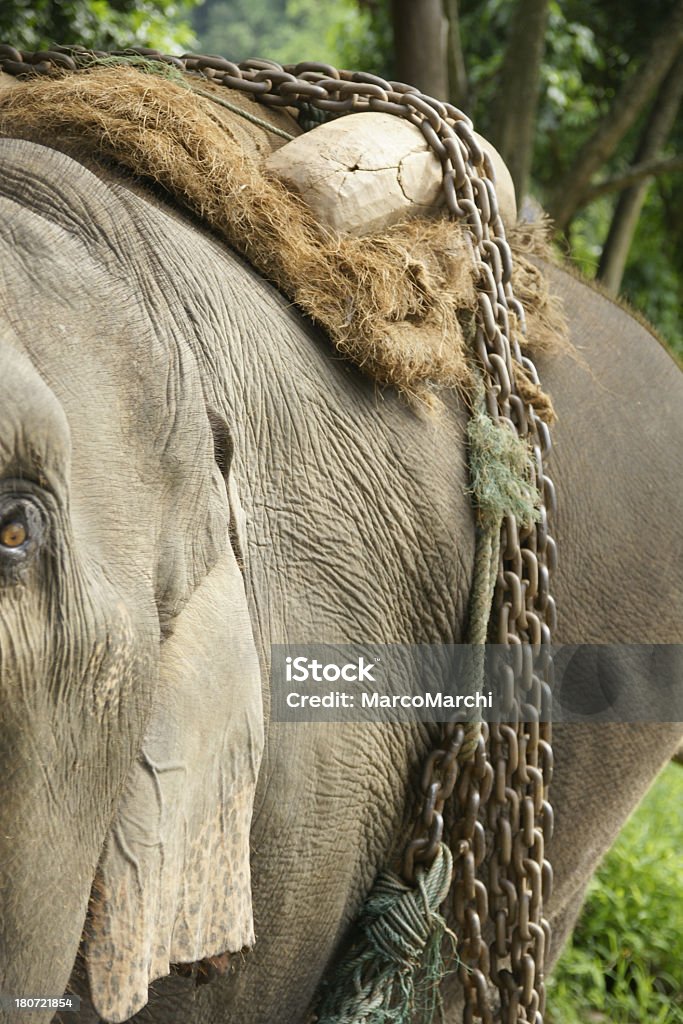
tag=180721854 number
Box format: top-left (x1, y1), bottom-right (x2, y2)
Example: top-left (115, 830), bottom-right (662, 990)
top-left (0, 996), bottom-right (81, 1012)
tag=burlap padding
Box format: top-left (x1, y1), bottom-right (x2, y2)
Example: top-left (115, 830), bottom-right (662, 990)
top-left (0, 66), bottom-right (566, 415)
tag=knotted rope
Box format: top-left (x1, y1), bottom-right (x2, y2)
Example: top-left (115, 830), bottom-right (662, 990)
top-left (317, 844), bottom-right (455, 1024)
top-left (467, 393), bottom-right (542, 532)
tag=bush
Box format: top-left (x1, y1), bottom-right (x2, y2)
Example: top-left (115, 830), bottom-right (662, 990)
top-left (547, 762), bottom-right (683, 1024)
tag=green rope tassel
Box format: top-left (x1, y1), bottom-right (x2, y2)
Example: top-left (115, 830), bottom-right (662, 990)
top-left (466, 399), bottom-right (541, 531)
top-left (316, 844), bottom-right (456, 1024)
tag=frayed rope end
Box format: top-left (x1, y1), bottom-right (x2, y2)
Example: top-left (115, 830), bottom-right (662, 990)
top-left (315, 844), bottom-right (457, 1024)
top-left (467, 406), bottom-right (541, 529)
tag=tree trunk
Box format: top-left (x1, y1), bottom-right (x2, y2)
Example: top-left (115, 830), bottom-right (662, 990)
top-left (391, 0), bottom-right (448, 100)
top-left (548, 0), bottom-right (683, 231)
top-left (598, 55), bottom-right (683, 295)
top-left (489, 0), bottom-right (549, 202)
top-left (443, 0), bottom-right (469, 110)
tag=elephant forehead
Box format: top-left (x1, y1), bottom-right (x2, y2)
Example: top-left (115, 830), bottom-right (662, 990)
top-left (0, 137), bottom-right (139, 256)
top-left (0, 139), bottom-right (232, 617)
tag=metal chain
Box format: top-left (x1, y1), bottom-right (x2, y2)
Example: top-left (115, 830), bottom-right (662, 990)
top-left (0, 44), bottom-right (557, 1024)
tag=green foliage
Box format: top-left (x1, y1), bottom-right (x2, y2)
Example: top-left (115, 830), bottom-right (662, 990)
top-left (547, 763), bottom-right (683, 1024)
top-left (621, 191), bottom-right (683, 360)
top-left (534, 0), bottom-right (683, 353)
top-left (0, 0), bottom-right (198, 52)
top-left (190, 0), bottom-right (377, 69)
top-left (452, 0), bottom-right (683, 353)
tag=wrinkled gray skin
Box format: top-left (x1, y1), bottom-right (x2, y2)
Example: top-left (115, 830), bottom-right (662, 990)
top-left (0, 137), bottom-right (681, 1024)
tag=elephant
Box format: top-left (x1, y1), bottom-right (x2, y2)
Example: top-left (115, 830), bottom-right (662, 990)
top-left (0, 71), bottom-right (682, 1024)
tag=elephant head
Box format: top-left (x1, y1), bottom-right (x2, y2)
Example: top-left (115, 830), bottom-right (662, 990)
top-left (0, 139), bottom-right (264, 1023)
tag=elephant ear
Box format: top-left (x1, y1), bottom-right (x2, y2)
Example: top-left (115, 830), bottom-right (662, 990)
top-left (84, 489), bottom-right (264, 1023)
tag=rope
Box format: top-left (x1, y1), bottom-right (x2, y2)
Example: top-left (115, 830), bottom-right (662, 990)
top-left (458, 376), bottom-right (539, 760)
top-left (466, 382), bottom-right (541, 532)
top-left (458, 527), bottom-right (500, 763)
top-left (74, 52), bottom-right (189, 83)
top-left (297, 100), bottom-right (331, 132)
top-left (317, 844), bottom-right (456, 1024)
top-left (192, 87), bottom-right (296, 140)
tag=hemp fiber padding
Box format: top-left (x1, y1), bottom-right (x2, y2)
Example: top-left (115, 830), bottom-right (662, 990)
top-left (0, 66), bottom-right (567, 415)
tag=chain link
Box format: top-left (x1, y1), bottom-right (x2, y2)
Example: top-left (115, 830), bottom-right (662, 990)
top-left (0, 44), bottom-right (557, 1024)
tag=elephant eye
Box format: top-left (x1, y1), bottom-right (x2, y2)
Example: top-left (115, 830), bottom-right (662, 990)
top-left (0, 496), bottom-right (44, 565)
top-left (1, 520), bottom-right (27, 549)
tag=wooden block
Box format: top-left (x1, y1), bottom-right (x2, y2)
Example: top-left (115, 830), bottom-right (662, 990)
top-left (266, 111), bottom-right (517, 235)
